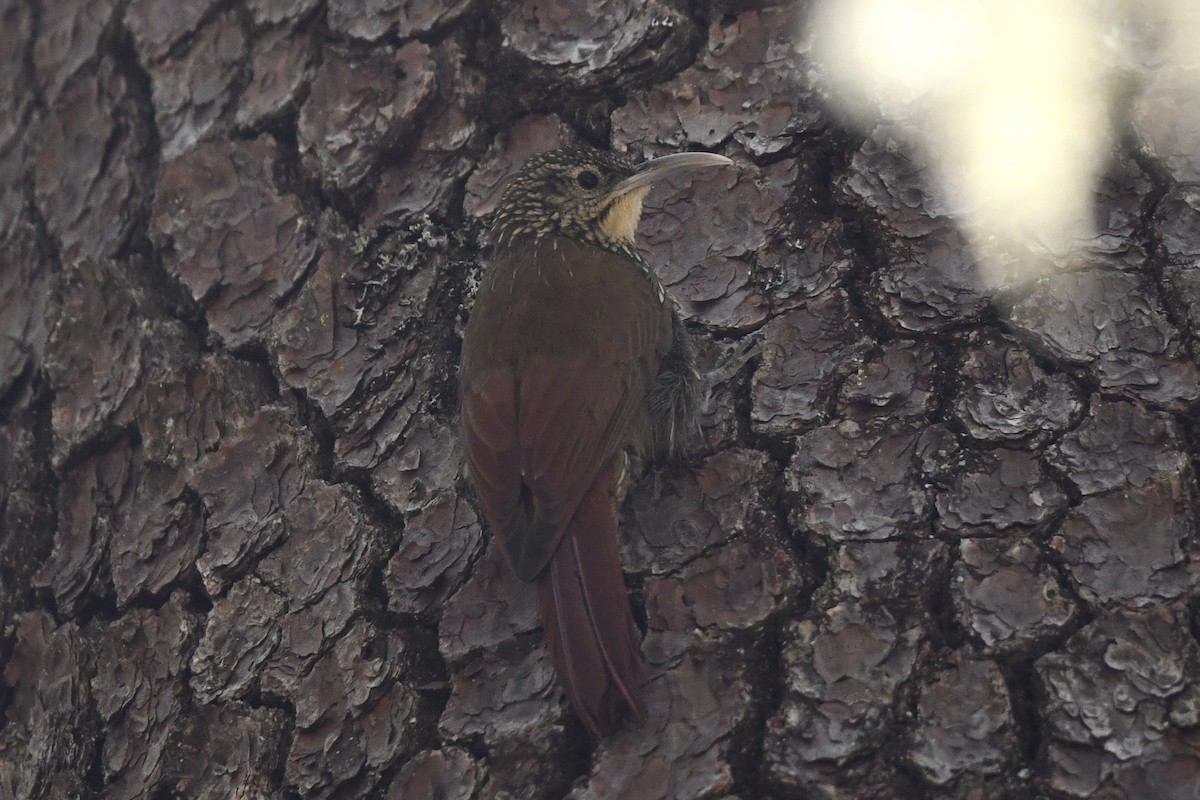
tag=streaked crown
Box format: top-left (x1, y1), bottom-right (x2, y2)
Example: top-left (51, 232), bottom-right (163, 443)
top-left (491, 145), bottom-right (647, 252)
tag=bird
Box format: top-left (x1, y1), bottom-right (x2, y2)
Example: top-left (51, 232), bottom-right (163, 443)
top-left (458, 143), bottom-right (733, 736)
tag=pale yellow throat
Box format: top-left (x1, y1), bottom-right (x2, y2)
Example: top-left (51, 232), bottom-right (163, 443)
top-left (598, 187), bottom-right (650, 244)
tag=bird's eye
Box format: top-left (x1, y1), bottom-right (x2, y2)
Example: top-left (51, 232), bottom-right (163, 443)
top-left (576, 170), bottom-right (600, 190)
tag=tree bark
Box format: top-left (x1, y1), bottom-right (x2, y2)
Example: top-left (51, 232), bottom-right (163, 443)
top-left (2, 1), bottom-right (1199, 798)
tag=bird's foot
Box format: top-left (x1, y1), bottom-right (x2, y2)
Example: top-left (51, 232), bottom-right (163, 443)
top-left (702, 335), bottom-right (768, 407)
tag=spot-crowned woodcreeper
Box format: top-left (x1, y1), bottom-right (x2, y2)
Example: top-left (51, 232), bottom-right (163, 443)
top-left (459, 144), bottom-right (733, 736)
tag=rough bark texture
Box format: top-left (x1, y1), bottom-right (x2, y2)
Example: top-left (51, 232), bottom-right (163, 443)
top-left (2, 1), bottom-right (1200, 799)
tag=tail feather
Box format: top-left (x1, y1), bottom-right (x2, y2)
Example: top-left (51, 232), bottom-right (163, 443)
top-left (536, 465), bottom-right (644, 736)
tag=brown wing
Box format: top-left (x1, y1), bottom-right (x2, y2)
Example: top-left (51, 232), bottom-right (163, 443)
top-left (460, 236), bottom-right (670, 581)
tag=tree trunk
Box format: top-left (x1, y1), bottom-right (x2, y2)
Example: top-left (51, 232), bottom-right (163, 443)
top-left (3, 1), bottom-right (1199, 798)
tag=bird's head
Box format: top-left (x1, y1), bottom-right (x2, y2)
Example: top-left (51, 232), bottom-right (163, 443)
top-left (491, 144), bottom-right (732, 251)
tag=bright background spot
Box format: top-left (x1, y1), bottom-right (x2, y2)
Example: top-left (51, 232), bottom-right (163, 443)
top-left (812, 0), bottom-right (1200, 286)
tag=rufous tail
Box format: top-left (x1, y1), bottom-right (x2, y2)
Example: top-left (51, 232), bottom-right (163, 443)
top-left (535, 464), bottom-right (644, 737)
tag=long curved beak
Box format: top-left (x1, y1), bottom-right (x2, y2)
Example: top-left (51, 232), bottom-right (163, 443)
top-left (611, 152), bottom-right (734, 196)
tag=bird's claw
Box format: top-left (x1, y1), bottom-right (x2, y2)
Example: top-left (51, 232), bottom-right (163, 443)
top-left (702, 335), bottom-right (770, 406)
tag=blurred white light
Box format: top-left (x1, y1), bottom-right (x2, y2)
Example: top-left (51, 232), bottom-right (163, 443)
top-left (812, 0), bottom-right (1199, 286)
top-left (814, 0), bottom-right (987, 116)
